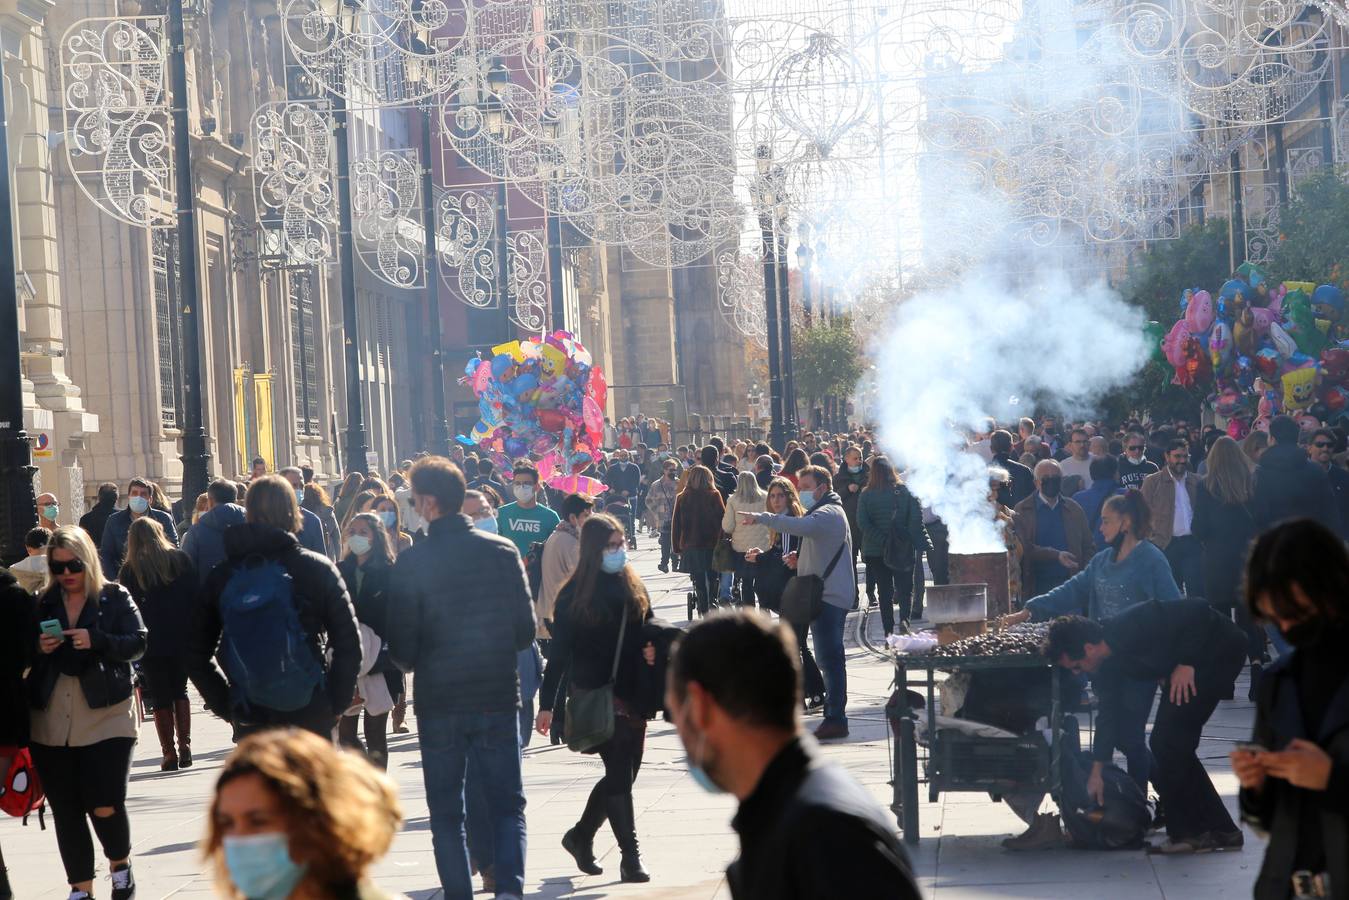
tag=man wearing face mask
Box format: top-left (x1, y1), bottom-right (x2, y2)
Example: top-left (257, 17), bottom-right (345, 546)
top-left (497, 461), bottom-right (560, 558)
top-left (1013, 459), bottom-right (1094, 599)
top-left (1117, 431), bottom-right (1159, 491)
top-left (279, 466), bottom-right (329, 557)
top-left (1140, 440), bottom-right (1203, 598)
top-left (36, 490), bottom-right (60, 532)
top-left (666, 612), bottom-right (920, 900)
top-left (99, 476), bottom-right (179, 578)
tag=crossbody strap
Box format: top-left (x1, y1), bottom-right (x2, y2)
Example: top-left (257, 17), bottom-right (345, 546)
top-left (609, 611), bottom-right (629, 684)
top-left (821, 536), bottom-right (847, 580)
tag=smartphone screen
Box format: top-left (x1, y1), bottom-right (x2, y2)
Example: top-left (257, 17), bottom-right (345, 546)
top-left (39, 619), bottom-right (64, 639)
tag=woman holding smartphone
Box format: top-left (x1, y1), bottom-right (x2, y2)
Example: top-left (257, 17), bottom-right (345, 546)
top-left (28, 527), bottom-right (147, 900)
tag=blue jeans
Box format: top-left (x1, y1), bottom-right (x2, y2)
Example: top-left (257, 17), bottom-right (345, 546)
top-left (1113, 679), bottom-right (1157, 792)
top-left (718, 570), bottom-right (734, 600)
top-left (812, 604), bottom-right (849, 726)
top-left (417, 711), bottom-right (527, 899)
top-left (518, 644), bottom-right (542, 749)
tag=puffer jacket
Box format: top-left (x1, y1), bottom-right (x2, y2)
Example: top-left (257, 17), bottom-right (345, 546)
top-left (856, 483), bottom-right (927, 560)
top-left (0, 569), bottom-right (35, 746)
top-left (182, 502), bottom-right (246, 586)
top-left (28, 583), bottom-right (147, 712)
top-left (387, 514), bottom-right (536, 715)
top-left (723, 494), bottom-right (770, 553)
top-left (186, 523), bottom-right (361, 728)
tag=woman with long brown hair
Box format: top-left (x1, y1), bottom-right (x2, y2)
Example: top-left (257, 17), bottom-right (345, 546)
top-left (857, 455), bottom-right (927, 635)
top-left (536, 514), bottom-right (656, 884)
top-left (332, 472), bottom-right (364, 525)
top-left (119, 517), bottom-right (198, 772)
top-left (1193, 434), bottom-right (1264, 694)
top-left (670, 465), bottom-right (725, 617)
top-left (780, 447), bottom-right (809, 486)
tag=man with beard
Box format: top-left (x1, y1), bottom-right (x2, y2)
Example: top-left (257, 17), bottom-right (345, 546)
top-left (1141, 440), bottom-right (1203, 598)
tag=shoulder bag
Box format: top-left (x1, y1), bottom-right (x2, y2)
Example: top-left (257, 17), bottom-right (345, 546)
top-left (564, 611), bottom-right (628, 753)
top-left (780, 538), bottom-right (846, 626)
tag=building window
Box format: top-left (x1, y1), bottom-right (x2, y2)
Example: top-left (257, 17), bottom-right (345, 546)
top-left (290, 268), bottom-right (320, 435)
top-left (151, 230), bottom-right (182, 430)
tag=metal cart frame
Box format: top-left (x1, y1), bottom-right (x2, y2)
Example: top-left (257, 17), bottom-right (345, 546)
top-left (890, 652), bottom-right (1064, 845)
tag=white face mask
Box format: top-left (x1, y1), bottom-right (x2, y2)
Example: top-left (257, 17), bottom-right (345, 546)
top-left (513, 484), bottom-right (536, 503)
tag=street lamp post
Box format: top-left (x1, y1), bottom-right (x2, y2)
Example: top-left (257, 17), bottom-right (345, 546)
top-left (754, 145), bottom-right (786, 449)
top-left (168, 0), bottom-right (211, 504)
top-left (332, 87), bottom-right (369, 475)
top-left (0, 47), bottom-right (35, 564)
top-left (773, 169), bottom-right (798, 440)
top-left (482, 79), bottom-right (510, 336)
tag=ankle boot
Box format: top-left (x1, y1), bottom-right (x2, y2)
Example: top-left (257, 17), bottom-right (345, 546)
top-left (605, 794), bottom-right (650, 883)
top-left (391, 697), bottom-right (409, 734)
top-left (152, 709), bottom-right (178, 771)
top-left (173, 698), bottom-right (193, 768)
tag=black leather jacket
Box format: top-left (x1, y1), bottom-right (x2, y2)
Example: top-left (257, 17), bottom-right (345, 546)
top-left (28, 583), bottom-right (147, 711)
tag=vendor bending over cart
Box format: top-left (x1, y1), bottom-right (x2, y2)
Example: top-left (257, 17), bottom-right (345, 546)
top-left (1045, 602), bottom-right (1247, 855)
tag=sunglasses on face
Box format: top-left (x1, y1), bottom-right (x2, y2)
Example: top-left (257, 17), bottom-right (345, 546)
top-left (1314, 442), bottom-right (1334, 449)
top-left (1126, 445), bottom-right (1144, 452)
top-left (49, 558), bottom-right (85, 575)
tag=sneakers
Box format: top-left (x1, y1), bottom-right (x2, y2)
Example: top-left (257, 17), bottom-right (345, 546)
top-left (1001, 814), bottom-right (1066, 851)
top-left (658, 561), bottom-right (669, 573)
top-left (111, 862), bottom-right (136, 900)
top-left (1147, 834), bottom-right (1213, 855)
top-left (813, 721), bottom-right (850, 741)
top-left (67, 892), bottom-right (91, 900)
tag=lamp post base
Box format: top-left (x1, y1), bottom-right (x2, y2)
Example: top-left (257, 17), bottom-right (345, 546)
top-left (0, 431), bottom-right (36, 565)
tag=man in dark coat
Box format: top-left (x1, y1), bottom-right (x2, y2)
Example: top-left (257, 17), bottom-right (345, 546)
top-left (182, 479), bottom-right (247, 585)
top-left (666, 612), bottom-right (920, 900)
top-left (1309, 427), bottom-right (1349, 540)
top-left (991, 430), bottom-right (1035, 507)
top-left (99, 477), bottom-right (178, 578)
top-left (78, 482), bottom-right (119, 547)
top-left (1252, 416), bottom-right (1341, 534)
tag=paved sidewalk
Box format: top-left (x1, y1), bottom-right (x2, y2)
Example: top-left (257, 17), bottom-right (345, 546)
top-left (6, 531), bottom-right (1268, 898)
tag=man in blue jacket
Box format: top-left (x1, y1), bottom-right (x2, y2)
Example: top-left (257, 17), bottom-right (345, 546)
top-left (280, 466), bottom-right (328, 557)
top-left (182, 479), bottom-right (246, 585)
top-left (99, 476), bottom-right (178, 577)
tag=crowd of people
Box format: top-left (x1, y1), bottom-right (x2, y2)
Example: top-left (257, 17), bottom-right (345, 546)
top-left (2, 406), bottom-right (1347, 899)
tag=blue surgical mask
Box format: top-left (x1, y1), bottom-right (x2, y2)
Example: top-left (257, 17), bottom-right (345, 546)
top-left (474, 516), bottom-right (498, 534)
top-left (223, 832), bottom-right (308, 900)
top-left (601, 547), bottom-right (627, 573)
top-left (346, 534), bottom-right (372, 556)
top-left (378, 510), bottom-right (397, 531)
top-left (295, 488), bottom-right (306, 506)
top-left (679, 707), bottom-right (724, 794)
top-left (128, 496), bottom-right (150, 515)
top-left (848, 465), bottom-right (862, 473)
top-left (42, 504), bottom-right (59, 521)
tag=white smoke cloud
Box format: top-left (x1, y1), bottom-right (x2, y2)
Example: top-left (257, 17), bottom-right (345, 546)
top-left (874, 267), bottom-right (1148, 552)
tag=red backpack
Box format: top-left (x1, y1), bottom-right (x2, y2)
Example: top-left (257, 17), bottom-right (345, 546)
top-left (1, 748), bottom-right (47, 827)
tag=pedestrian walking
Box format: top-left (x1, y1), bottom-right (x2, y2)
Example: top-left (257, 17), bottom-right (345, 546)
top-left (1045, 601), bottom-right (1247, 854)
top-left (1192, 435), bottom-right (1264, 694)
top-left (1013, 459), bottom-right (1094, 598)
top-left (77, 483), bottom-right (118, 550)
top-left (1232, 520), bottom-right (1349, 900)
top-left (497, 461), bottom-right (560, 558)
top-left (536, 514), bottom-right (657, 884)
top-left (301, 481), bottom-right (343, 561)
top-left (741, 465), bottom-right (853, 740)
top-left (98, 477), bottom-right (178, 579)
top-left (279, 467), bottom-right (329, 557)
top-left (333, 472), bottom-right (364, 525)
top-left (9, 526), bottom-right (52, 595)
top-left (185, 475), bottom-right (362, 740)
top-left (722, 472), bottom-right (769, 609)
top-left (118, 518), bottom-right (197, 772)
top-left (27, 527), bottom-right (147, 900)
top-left (336, 512), bottom-right (396, 769)
top-left (780, 448), bottom-right (808, 487)
top-left (0, 558), bottom-right (36, 900)
top-left (671, 466), bottom-right (725, 617)
top-left (856, 456), bottom-right (927, 636)
top-left (835, 446), bottom-right (868, 596)
top-left (386, 457), bottom-right (535, 900)
top-left (373, 495), bottom-right (414, 557)
top-left (1252, 415), bottom-right (1341, 534)
top-left (665, 611), bottom-right (921, 900)
top-left (181, 479), bottom-right (245, 585)
top-left (205, 728), bottom-right (405, 900)
top-left (644, 458), bottom-right (679, 572)
top-left (539, 493), bottom-right (593, 640)
top-left (1140, 439), bottom-right (1204, 598)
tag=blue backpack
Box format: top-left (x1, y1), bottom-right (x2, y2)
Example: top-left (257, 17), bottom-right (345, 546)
top-left (219, 556), bottom-right (325, 713)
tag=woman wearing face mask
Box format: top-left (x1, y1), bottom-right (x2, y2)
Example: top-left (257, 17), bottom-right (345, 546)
top-left (835, 446), bottom-right (868, 602)
top-left (744, 478), bottom-right (825, 710)
top-left (1232, 519), bottom-right (1349, 900)
top-left (372, 497), bottom-right (412, 557)
top-left (28, 527), bottom-right (147, 900)
top-left (205, 728), bottom-right (403, 900)
top-left (1001, 491), bottom-right (1180, 848)
top-left (336, 513), bottom-right (396, 769)
top-left (535, 515), bottom-right (657, 884)
top-left (722, 473), bottom-right (769, 609)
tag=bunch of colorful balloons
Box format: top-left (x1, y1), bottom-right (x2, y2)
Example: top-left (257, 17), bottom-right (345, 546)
top-left (459, 331), bottom-right (607, 479)
top-left (1150, 261), bottom-right (1349, 437)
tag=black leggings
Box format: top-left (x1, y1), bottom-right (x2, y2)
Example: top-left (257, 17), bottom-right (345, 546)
top-left (574, 715), bottom-right (647, 841)
top-left (864, 555), bottom-right (915, 633)
top-left (689, 569), bottom-right (717, 616)
top-left (30, 738), bottom-right (135, 884)
top-left (337, 709), bottom-right (390, 768)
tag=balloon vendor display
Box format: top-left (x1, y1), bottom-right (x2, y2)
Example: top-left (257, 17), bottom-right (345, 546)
top-left (459, 331), bottom-right (608, 483)
top-left (1151, 261), bottom-right (1349, 436)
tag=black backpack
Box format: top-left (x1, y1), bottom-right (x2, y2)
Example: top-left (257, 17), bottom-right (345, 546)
top-left (1059, 748), bottom-right (1150, 850)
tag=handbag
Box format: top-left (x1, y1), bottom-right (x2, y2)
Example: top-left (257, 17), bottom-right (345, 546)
top-left (563, 612), bottom-right (628, 754)
top-left (712, 536), bottom-right (736, 573)
top-left (780, 539), bottom-right (847, 626)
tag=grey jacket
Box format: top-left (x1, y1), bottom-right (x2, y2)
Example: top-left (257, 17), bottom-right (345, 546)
top-left (752, 493), bottom-right (854, 610)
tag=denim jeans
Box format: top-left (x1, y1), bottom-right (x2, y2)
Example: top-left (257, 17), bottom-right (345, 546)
top-left (718, 570), bottom-right (734, 600)
top-left (518, 643), bottom-right (542, 750)
top-left (417, 710), bottom-right (527, 899)
top-left (812, 604), bottom-right (849, 726)
top-left (1113, 679), bottom-right (1157, 792)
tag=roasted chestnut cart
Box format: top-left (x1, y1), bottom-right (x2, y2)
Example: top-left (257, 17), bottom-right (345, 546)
top-left (888, 651), bottom-right (1066, 845)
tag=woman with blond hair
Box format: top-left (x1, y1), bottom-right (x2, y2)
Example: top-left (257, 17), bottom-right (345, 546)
top-left (670, 465), bottom-right (724, 617)
top-left (721, 471), bottom-right (769, 608)
top-left (119, 517), bottom-right (198, 771)
top-left (28, 526), bottom-right (147, 900)
top-left (205, 728), bottom-right (404, 900)
top-left (1193, 434), bottom-right (1265, 694)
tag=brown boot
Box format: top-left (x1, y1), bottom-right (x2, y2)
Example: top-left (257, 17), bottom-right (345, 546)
top-left (153, 709), bottom-right (178, 771)
top-left (391, 696), bottom-right (409, 734)
top-left (1001, 813), bottom-right (1064, 851)
top-left (173, 698), bottom-right (193, 768)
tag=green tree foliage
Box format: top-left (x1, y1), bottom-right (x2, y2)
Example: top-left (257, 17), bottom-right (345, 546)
top-left (792, 318), bottom-right (865, 408)
top-left (1267, 171), bottom-right (1349, 285)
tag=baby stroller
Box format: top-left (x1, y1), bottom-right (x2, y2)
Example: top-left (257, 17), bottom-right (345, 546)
top-left (604, 495), bottom-right (638, 549)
